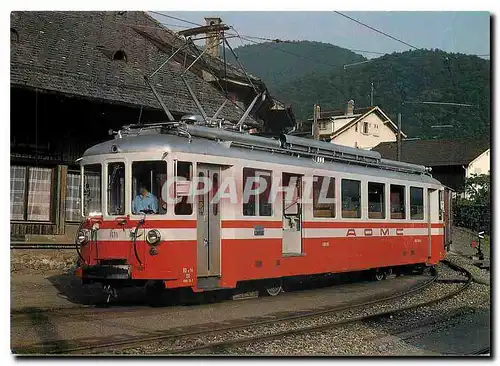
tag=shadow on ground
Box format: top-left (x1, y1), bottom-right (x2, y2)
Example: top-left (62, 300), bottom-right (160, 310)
top-left (44, 269), bottom-right (396, 309)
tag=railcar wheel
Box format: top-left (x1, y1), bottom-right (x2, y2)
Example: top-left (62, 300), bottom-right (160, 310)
top-left (383, 268), bottom-right (393, 279)
top-left (262, 280), bottom-right (283, 296)
top-left (373, 269), bottom-right (385, 281)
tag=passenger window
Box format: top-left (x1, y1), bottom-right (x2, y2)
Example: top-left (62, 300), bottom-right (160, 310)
top-left (390, 185), bottom-right (406, 219)
top-left (131, 161), bottom-right (167, 215)
top-left (341, 179), bottom-right (361, 218)
top-left (243, 168), bottom-right (272, 216)
top-left (368, 182), bottom-right (385, 219)
top-left (410, 187), bottom-right (424, 220)
top-left (213, 173), bottom-right (219, 216)
top-left (107, 162), bottom-right (125, 215)
top-left (439, 190), bottom-right (444, 221)
top-left (283, 173), bottom-right (301, 216)
top-left (313, 176), bottom-right (335, 218)
top-left (175, 161), bottom-right (193, 215)
top-left (198, 172), bottom-right (205, 215)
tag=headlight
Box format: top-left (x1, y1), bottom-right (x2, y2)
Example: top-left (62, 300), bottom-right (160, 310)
top-left (146, 229), bottom-right (161, 245)
top-left (76, 229), bottom-right (89, 245)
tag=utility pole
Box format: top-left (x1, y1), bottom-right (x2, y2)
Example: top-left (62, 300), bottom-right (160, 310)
top-left (370, 81), bottom-right (374, 106)
top-left (397, 112), bottom-right (402, 161)
top-left (312, 104), bottom-right (320, 140)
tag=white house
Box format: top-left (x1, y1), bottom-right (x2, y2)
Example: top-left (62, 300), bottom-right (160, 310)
top-left (466, 148), bottom-right (490, 178)
top-left (312, 100), bottom-right (406, 149)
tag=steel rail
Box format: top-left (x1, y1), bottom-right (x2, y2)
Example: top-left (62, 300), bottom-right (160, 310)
top-left (471, 346), bottom-right (490, 355)
top-left (167, 260), bottom-right (473, 355)
top-left (11, 243), bottom-right (76, 250)
top-left (42, 272), bottom-right (438, 355)
top-left (16, 261), bottom-right (473, 355)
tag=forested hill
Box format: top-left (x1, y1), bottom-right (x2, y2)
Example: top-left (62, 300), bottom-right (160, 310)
top-left (275, 49), bottom-right (490, 139)
top-left (226, 41), bottom-right (366, 93)
top-left (230, 42), bottom-right (490, 140)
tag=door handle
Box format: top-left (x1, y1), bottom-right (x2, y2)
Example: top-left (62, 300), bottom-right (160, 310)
top-left (203, 238), bottom-right (209, 247)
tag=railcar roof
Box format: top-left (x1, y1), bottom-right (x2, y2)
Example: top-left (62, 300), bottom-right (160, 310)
top-left (82, 132), bottom-right (442, 185)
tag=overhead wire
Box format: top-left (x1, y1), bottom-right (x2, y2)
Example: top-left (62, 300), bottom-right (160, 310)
top-left (147, 12), bottom-right (488, 59)
top-left (150, 12), bottom-right (386, 67)
top-left (149, 11), bottom-right (202, 27)
top-left (333, 11), bottom-right (420, 50)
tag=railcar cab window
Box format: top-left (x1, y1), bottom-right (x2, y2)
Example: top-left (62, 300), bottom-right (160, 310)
top-left (341, 179), bottom-right (361, 218)
top-left (83, 164), bottom-right (102, 216)
top-left (410, 187), bottom-right (424, 220)
top-left (390, 184), bottom-right (406, 219)
top-left (243, 168), bottom-right (272, 216)
top-left (368, 182), bottom-right (385, 219)
top-left (131, 161), bottom-right (167, 215)
top-left (175, 161), bottom-right (193, 215)
top-left (107, 162), bottom-right (125, 215)
top-left (313, 176), bottom-right (336, 218)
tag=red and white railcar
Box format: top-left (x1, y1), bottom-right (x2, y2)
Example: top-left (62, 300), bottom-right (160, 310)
top-left (75, 122), bottom-right (449, 300)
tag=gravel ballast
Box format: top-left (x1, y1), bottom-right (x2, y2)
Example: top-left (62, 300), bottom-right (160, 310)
top-left (105, 261), bottom-right (488, 356)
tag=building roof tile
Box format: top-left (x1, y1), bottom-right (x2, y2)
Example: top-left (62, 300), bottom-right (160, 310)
top-left (10, 11), bottom-right (258, 123)
top-left (372, 138), bottom-right (490, 166)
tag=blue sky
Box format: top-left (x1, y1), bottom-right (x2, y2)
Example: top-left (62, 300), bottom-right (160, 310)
top-left (150, 11), bottom-right (490, 59)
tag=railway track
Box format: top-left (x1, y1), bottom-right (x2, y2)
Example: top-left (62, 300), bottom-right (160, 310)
top-left (11, 243), bottom-right (76, 250)
top-left (165, 262), bottom-right (473, 355)
top-left (16, 260), bottom-right (473, 355)
top-left (471, 346), bottom-right (490, 355)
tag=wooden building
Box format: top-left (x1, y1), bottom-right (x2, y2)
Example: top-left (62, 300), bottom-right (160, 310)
top-left (10, 11), bottom-right (293, 243)
top-left (372, 138), bottom-right (490, 192)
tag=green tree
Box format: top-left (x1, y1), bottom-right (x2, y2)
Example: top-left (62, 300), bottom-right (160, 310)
top-left (461, 174), bottom-right (490, 206)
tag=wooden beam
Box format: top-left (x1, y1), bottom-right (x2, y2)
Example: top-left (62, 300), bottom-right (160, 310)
top-left (178, 24), bottom-right (229, 37)
top-left (55, 165), bottom-right (68, 235)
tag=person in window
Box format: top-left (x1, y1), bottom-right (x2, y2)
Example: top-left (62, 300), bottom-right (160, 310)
top-left (132, 186), bottom-right (158, 214)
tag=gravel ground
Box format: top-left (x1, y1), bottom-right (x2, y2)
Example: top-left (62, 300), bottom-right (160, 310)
top-left (226, 282), bottom-right (489, 356)
top-left (106, 262), bottom-right (484, 355)
top-left (11, 249), bottom-right (77, 274)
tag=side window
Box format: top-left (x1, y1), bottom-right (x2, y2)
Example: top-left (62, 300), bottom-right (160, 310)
top-left (313, 176), bottom-right (336, 218)
top-left (283, 173), bottom-right (301, 216)
top-left (368, 182), bottom-right (385, 219)
top-left (363, 122), bottom-right (369, 134)
top-left (439, 190), bottom-right (444, 221)
top-left (107, 162), bottom-right (125, 215)
top-left (198, 172), bottom-right (205, 215)
top-left (131, 161), bottom-right (167, 215)
top-left (213, 172), bottom-right (219, 216)
top-left (243, 168), bottom-right (272, 217)
top-left (342, 179), bottom-right (361, 218)
top-left (175, 161), bottom-right (193, 215)
top-left (410, 187), bottom-right (424, 220)
top-left (390, 184), bottom-right (406, 219)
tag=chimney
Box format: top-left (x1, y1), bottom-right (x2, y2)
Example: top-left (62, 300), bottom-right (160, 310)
top-left (203, 17), bottom-right (222, 82)
top-left (346, 99), bottom-right (354, 115)
top-left (204, 17), bottom-right (222, 59)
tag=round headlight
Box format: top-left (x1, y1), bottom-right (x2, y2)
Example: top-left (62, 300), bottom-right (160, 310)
top-left (76, 229), bottom-right (89, 245)
top-left (146, 229), bottom-right (161, 245)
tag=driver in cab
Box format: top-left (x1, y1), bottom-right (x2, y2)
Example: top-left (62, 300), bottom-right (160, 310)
top-left (132, 186), bottom-right (158, 214)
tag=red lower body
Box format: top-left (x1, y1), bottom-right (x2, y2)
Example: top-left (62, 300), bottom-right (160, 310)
top-left (76, 220), bottom-right (445, 291)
